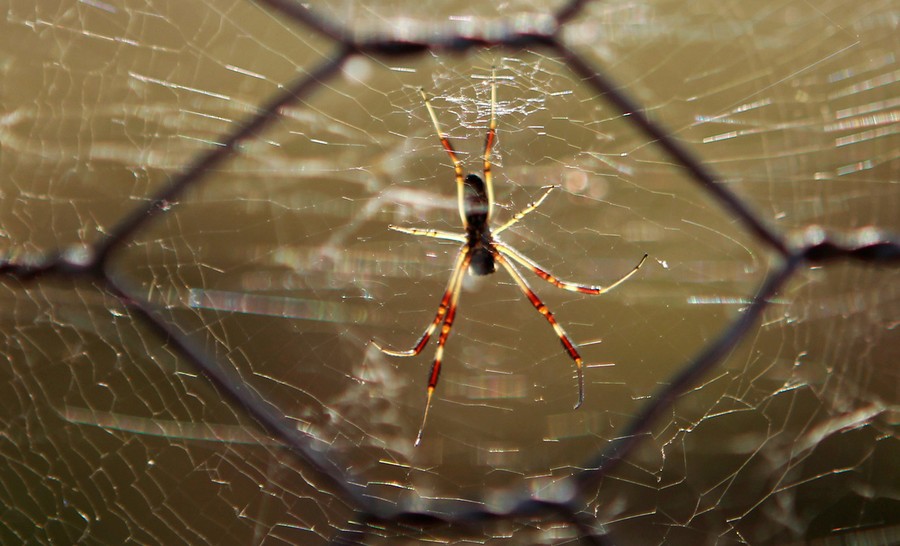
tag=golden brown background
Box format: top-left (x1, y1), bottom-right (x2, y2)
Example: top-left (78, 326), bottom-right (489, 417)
top-left (0, 0), bottom-right (897, 544)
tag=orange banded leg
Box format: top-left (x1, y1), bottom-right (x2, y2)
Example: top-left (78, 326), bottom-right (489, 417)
top-left (372, 248), bottom-right (468, 357)
top-left (482, 69), bottom-right (497, 221)
top-left (416, 252), bottom-right (472, 446)
top-left (420, 88), bottom-right (468, 227)
top-left (496, 242), bottom-right (648, 296)
top-left (494, 252), bottom-right (585, 409)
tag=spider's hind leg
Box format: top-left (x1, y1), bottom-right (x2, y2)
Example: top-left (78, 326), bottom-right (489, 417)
top-left (493, 251), bottom-right (586, 409)
top-left (371, 248), bottom-right (468, 357)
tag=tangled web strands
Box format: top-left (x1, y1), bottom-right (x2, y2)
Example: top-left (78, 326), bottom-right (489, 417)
top-left (0, 1), bottom-right (898, 545)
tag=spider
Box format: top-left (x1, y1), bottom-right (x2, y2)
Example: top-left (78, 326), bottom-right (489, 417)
top-left (374, 73), bottom-right (647, 445)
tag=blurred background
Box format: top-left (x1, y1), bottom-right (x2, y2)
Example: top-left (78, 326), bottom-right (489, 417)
top-left (0, 0), bottom-right (897, 544)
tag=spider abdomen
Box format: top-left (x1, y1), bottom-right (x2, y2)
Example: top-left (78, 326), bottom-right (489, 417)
top-left (469, 247), bottom-right (496, 276)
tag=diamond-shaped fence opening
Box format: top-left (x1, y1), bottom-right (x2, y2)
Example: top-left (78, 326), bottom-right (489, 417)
top-left (1, 1), bottom-right (897, 545)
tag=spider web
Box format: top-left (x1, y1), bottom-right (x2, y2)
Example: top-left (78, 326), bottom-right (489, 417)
top-left (1, 0), bottom-right (898, 544)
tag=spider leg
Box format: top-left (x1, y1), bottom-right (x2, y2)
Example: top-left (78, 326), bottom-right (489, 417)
top-left (416, 251), bottom-right (472, 446)
top-left (493, 185), bottom-right (558, 235)
top-left (388, 225), bottom-right (467, 243)
top-left (372, 248), bottom-right (468, 357)
top-left (497, 242), bottom-right (648, 295)
top-left (482, 68), bottom-right (497, 221)
top-left (494, 251), bottom-right (585, 410)
top-left (420, 88), bottom-right (468, 227)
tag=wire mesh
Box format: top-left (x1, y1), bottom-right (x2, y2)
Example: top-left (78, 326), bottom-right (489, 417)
top-left (1, 0), bottom-right (898, 544)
